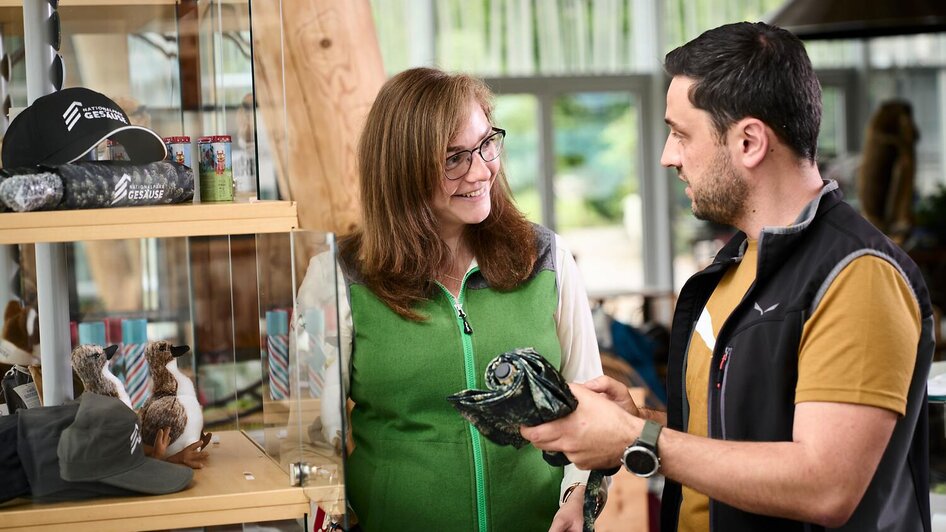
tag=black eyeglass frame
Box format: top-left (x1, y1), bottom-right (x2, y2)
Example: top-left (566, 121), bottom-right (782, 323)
top-left (443, 127), bottom-right (506, 181)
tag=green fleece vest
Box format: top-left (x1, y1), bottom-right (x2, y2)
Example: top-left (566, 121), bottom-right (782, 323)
top-left (342, 227), bottom-right (563, 531)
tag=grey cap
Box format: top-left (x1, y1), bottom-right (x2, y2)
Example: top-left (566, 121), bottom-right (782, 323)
top-left (57, 393), bottom-right (193, 495)
top-left (18, 401), bottom-right (136, 502)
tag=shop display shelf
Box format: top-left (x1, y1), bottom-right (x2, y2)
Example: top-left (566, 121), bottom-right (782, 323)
top-left (0, 430), bottom-right (337, 532)
top-left (0, 201), bottom-right (298, 244)
top-left (0, 0), bottom-right (244, 37)
top-left (0, 0), bottom-right (176, 5)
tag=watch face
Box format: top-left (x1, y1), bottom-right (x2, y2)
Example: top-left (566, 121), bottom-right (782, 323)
top-left (624, 445), bottom-right (659, 477)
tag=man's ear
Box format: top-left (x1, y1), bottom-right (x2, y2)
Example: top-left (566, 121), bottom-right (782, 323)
top-left (732, 118), bottom-right (768, 169)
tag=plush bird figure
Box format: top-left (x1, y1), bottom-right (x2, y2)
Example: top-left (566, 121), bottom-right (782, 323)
top-left (1, 300), bottom-right (41, 366)
top-left (71, 344), bottom-right (132, 409)
top-left (138, 341), bottom-right (204, 457)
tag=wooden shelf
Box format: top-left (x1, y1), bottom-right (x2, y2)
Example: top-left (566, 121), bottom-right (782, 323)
top-left (0, 3), bottom-right (176, 36)
top-left (0, 1), bottom-right (247, 39)
top-left (0, 0), bottom-right (249, 7)
top-left (0, 0), bottom-right (249, 5)
top-left (0, 430), bottom-right (341, 532)
top-left (0, 201), bottom-right (298, 244)
top-left (0, 0), bottom-right (175, 5)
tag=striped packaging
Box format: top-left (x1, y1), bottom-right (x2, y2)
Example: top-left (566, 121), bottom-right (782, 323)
top-left (121, 318), bottom-right (150, 409)
top-left (266, 310), bottom-right (290, 400)
top-left (303, 308), bottom-right (326, 398)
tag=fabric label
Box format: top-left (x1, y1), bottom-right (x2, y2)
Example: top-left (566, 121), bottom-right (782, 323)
top-left (13, 382), bottom-right (41, 409)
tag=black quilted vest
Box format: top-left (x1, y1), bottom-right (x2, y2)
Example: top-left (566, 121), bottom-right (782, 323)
top-left (661, 182), bottom-right (934, 532)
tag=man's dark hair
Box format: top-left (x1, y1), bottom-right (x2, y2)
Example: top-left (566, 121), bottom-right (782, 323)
top-left (664, 21), bottom-right (822, 162)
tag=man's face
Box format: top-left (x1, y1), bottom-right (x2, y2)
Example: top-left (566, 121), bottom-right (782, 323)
top-left (660, 76), bottom-right (748, 226)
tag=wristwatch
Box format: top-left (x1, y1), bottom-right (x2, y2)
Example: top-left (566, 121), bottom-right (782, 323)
top-left (622, 419), bottom-right (662, 478)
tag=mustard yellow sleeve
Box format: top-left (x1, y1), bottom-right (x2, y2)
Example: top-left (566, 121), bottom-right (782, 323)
top-left (796, 255), bottom-right (921, 415)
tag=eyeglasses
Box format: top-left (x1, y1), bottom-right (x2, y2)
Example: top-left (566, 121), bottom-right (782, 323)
top-left (444, 127), bottom-right (505, 180)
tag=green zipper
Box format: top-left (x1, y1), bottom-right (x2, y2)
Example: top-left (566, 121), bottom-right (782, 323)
top-left (437, 269), bottom-right (488, 532)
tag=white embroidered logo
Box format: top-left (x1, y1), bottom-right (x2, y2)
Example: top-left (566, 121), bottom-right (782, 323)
top-left (129, 423), bottom-right (142, 455)
top-left (62, 102), bottom-right (128, 132)
top-left (754, 302), bottom-right (780, 316)
top-left (111, 173), bottom-right (131, 205)
top-left (63, 101), bottom-right (82, 131)
top-left (110, 173), bottom-right (165, 204)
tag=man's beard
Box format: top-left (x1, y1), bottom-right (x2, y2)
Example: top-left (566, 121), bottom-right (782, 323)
top-left (689, 147), bottom-right (749, 226)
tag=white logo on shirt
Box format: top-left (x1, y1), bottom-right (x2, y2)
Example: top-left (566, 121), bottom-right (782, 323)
top-left (753, 302), bottom-right (779, 316)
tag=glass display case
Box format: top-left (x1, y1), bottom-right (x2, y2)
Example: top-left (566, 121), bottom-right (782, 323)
top-left (0, 220), bottom-right (348, 530)
top-left (0, 0), bottom-right (281, 200)
top-left (0, 1), bottom-right (346, 530)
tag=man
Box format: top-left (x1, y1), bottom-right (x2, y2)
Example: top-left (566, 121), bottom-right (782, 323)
top-left (522, 21), bottom-right (934, 532)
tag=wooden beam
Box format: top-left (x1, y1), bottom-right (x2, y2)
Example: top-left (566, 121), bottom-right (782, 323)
top-left (251, 0), bottom-right (384, 234)
top-left (176, 0), bottom-right (200, 111)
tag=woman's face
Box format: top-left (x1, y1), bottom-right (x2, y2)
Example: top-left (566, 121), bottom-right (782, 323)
top-left (431, 99), bottom-right (498, 240)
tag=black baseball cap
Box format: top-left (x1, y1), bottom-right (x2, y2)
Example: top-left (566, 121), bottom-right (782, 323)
top-left (1, 87), bottom-right (167, 168)
top-left (0, 413), bottom-right (29, 503)
top-left (57, 393), bottom-right (193, 495)
top-left (17, 401), bottom-right (138, 502)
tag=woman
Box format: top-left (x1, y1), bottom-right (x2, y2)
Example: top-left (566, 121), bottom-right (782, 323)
top-left (298, 67), bottom-right (603, 531)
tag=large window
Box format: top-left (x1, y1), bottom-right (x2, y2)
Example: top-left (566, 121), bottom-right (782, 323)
top-left (488, 76), bottom-right (655, 296)
top-left (371, 0), bottom-right (946, 297)
top-left (552, 91), bottom-right (642, 294)
top-left (494, 94), bottom-right (541, 221)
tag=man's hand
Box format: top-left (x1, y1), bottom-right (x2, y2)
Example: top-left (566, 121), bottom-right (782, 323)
top-left (549, 484), bottom-right (585, 532)
top-left (521, 383), bottom-right (641, 470)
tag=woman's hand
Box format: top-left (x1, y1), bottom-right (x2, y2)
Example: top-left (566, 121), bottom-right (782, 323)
top-left (583, 375), bottom-right (640, 416)
top-left (549, 484), bottom-right (585, 532)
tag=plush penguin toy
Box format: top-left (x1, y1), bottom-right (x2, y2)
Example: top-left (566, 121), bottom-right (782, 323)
top-left (71, 344), bottom-right (132, 409)
top-left (138, 341), bottom-right (204, 457)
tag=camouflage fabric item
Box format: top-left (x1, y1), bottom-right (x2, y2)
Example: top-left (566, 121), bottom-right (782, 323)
top-left (0, 170), bottom-right (62, 212)
top-left (448, 347), bottom-right (611, 532)
top-left (0, 161), bottom-right (194, 212)
top-left (57, 160), bottom-right (193, 209)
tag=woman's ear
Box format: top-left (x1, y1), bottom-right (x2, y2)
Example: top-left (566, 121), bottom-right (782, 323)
top-left (733, 118), bottom-right (769, 169)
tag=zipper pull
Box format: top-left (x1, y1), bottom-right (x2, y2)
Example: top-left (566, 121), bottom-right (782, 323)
top-left (716, 346), bottom-right (731, 390)
top-left (455, 303), bottom-right (473, 335)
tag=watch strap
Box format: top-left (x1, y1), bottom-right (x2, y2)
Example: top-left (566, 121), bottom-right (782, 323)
top-left (639, 419), bottom-right (662, 450)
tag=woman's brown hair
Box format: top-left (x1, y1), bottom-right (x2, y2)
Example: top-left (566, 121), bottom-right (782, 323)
top-left (340, 67), bottom-right (537, 320)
